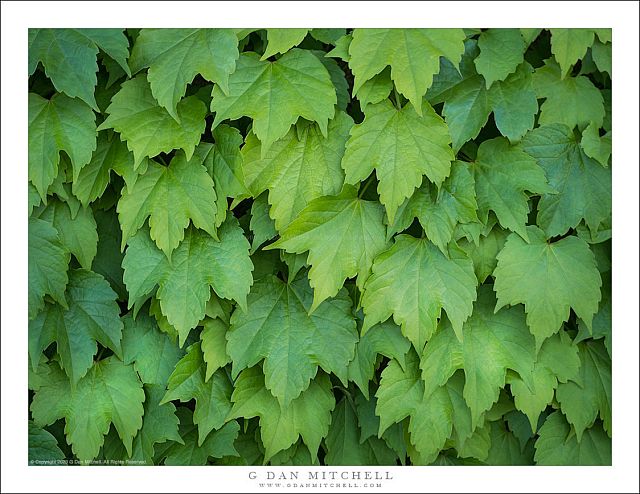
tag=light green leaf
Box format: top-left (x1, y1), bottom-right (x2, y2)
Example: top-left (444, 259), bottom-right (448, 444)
top-left (420, 286), bottom-right (536, 428)
top-left (310, 28), bottom-right (346, 45)
top-left (457, 224), bottom-right (508, 283)
top-left (211, 50), bottom-right (336, 155)
top-left (129, 28), bottom-right (239, 120)
top-left (98, 75), bottom-right (206, 167)
top-left (268, 186), bottom-right (388, 310)
top-left (228, 367), bottom-right (334, 463)
top-left (494, 226), bottom-right (602, 349)
top-left (532, 59), bottom-right (604, 129)
top-left (475, 29), bottom-right (526, 88)
top-left (534, 411), bottom-right (611, 465)
top-left (550, 29), bottom-right (595, 78)
top-left (201, 318), bottom-right (231, 381)
top-left (30, 357), bottom-right (144, 461)
top-left (242, 111), bottom-right (352, 231)
top-left (580, 122), bottom-right (611, 167)
top-left (117, 151), bottom-right (218, 257)
top-left (122, 220), bottom-right (253, 346)
top-left (342, 100), bottom-right (454, 223)
top-left (361, 235), bottom-right (477, 352)
top-left (356, 68), bottom-right (393, 108)
top-left (556, 340), bottom-right (611, 440)
top-left (349, 28), bottom-right (466, 114)
top-left (227, 274), bottom-right (356, 406)
top-left (591, 40), bottom-right (611, 75)
top-left (262, 29), bottom-right (309, 59)
top-left (326, 34), bottom-right (352, 61)
top-left (522, 124), bottom-right (611, 237)
top-left (29, 93), bottom-right (97, 199)
top-left (442, 75), bottom-right (490, 151)
top-left (161, 343), bottom-right (233, 445)
top-left (28, 217), bottom-right (69, 319)
top-left (470, 137), bottom-right (554, 241)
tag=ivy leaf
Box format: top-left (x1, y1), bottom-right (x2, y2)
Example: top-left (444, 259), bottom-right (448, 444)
top-left (28, 217), bottom-right (70, 319)
top-left (129, 29), bottom-right (239, 120)
top-left (349, 28), bottom-right (466, 114)
top-left (523, 124), bottom-right (611, 238)
top-left (576, 272), bottom-right (611, 356)
top-left (441, 75), bottom-right (490, 151)
top-left (470, 137), bottom-right (555, 241)
top-left (34, 198), bottom-right (98, 270)
top-left (342, 100), bottom-right (454, 223)
top-left (484, 420), bottom-right (534, 465)
top-left (556, 340), bottom-right (611, 440)
top-left (475, 29), bottom-right (526, 88)
top-left (457, 223), bottom-right (508, 283)
top-left (29, 269), bottom-right (123, 385)
top-left (163, 408), bottom-right (239, 465)
top-left (98, 75), bottom-right (206, 167)
top-left (201, 318), bottom-right (231, 381)
top-left (532, 59), bottom-right (604, 129)
top-left (262, 29), bottom-right (309, 59)
top-left (590, 41), bottom-right (611, 76)
top-left (161, 343), bottom-right (233, 445)
top-left (420, 286), bottom-right (536, 429)
top-left (355, 68), bottom-right (393, 108)
top-left (549, 28), bottom-right (595, 78)
top-left (580, 122), bottom-right (611, 167)
top-left (249, 193), bottom-right (277, 253)
top-left (121, 313), bottom-right (182, 386)
top-left (29, 422), bottom-right (65, 462)
top-left (117, 151), bottom-right (218, 257)
top-left (388, 161), bottom-right (479, 254)
top-left (129, 385), bottom-right (183, 463)
top-left (268, 186), bottom-right (388, 310)
top-left (30, 357), bottom-right (144, 461)
top-left (493, 226), bottom-right (602, 349)
top-left (227, 274), bottom-right (357, 406)
top-left (508, 331), bottom-right (580, 431)
top-left (122, 220), bottom-right (253, 346)
top-left (211, 50), bottom-right (336, 155)
top-left (241, 111), bottom-right (352, 231)
top-left (29, 28), bottom-right (130, 110)
top-left (347, 320), bottom-right (411, 399)
top-left (228, 367), bottom-right (335, 463)
top-left (534, 412), bottom-right (611, 465)
top-left (361, 235), bottom-right (477, 352)
top-left (28, 93), bottom-right (97, 199)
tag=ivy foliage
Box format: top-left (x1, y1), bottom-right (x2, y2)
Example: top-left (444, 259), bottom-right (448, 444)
top-left (28, 28), bottom-right (611, 466)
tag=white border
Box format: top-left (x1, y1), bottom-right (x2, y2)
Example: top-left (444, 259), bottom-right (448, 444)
top-left (2, 1), bottom-right (638, 493)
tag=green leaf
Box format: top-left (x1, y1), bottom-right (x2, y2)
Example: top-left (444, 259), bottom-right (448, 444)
top-left (129, 29), bottom-right (239, 120)
top-left (310, 28), bottom-right (346, 45)
top-left (388, 161), bottom-right (479, 254)
top-left (326, 34), bottom-right (352, 61)
top-left (355, 67), bottom-right (393, 109)
top-left (29, 28), bottom-right (130, 110)
top-left (493, 226), bottom-right (602, 349)
top-left (122, 220), bottom-right (253, 346)
top-left (349, 28), bottom-right (466, 114)
top-left (556, 340), bottom-right (611, 440)
top-left (470, 137), bottom-right (554, 241)
top-left (508, 331), bottom-right (580, 431)
top-left (129, 385), bottom-right (183, 463)
top-left (161, 343), bottom-right (233, 445)
top-left (532, 59), bottom-right (604, 129)
top-left (211, 50), bottom-right (336, 155)
top-left (348, 320), bottom-right (411, 398)
top-left (117, 151), bottom-right (218, 257)
top-left (121, 313), bottom-right (182, 385)
top-left (362, 235), bottom-right (477, 352)
top-left (522, 124), bottom-right (611, 237)
top-left (29, 93), bottom-right (97, 199)
top-left (484, 420), bottom-right (534, 465)
top-left (29, 422), bottom-right (65, 463)
top-left (591, 41), bottom-right (611, 76)
top-left (457, 223), bottom-right (508, 283)
top-left (227, 274), bottom-right (356, 406)
top-left (163, 408), bottom-right (239, 465)
top-left (262, 29), bottom-right (309, 59)
top-left (550, 29), bottom-right (595, 78)
top-left (268, 186), bottom-right (388, 310)
top-left (92, 208), bottom-right (127, 300)
top-left (581, 122), bottom-right (611, 167)
top-left (29, 269), bottom-right (123, 384)
top-left (98, 75), bottom-right (206, 167)
top-left (28, 217), bottom-right (70, 319)
top-left (30, 357), bottom-right (144, 461)
top-left (35, 199), bottom-right (98, 270)
top-left (241, 111), bottom-right (352, 231)
top-left (342, 100), bottom-right (454, 223)
top-left (249, 193), bottom-right (277, 253)
top-left (576, 272), bottom-right (611, 356)
top-left (475, 29), bottom-right (526, 88)
top-left (201, 318), bottom-right (231, 381)
top-left (442, 75), bottom-right (490, 151)
top-left (534, 412), bottom-right (611, 465)
top-left (420, 286), bottom-right (536, 428)
top-left (228, 367), bottom-right (335, 463)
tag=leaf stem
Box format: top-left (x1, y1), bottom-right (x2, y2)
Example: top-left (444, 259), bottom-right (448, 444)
top-left (393, 87), bottom-right (402, 110)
